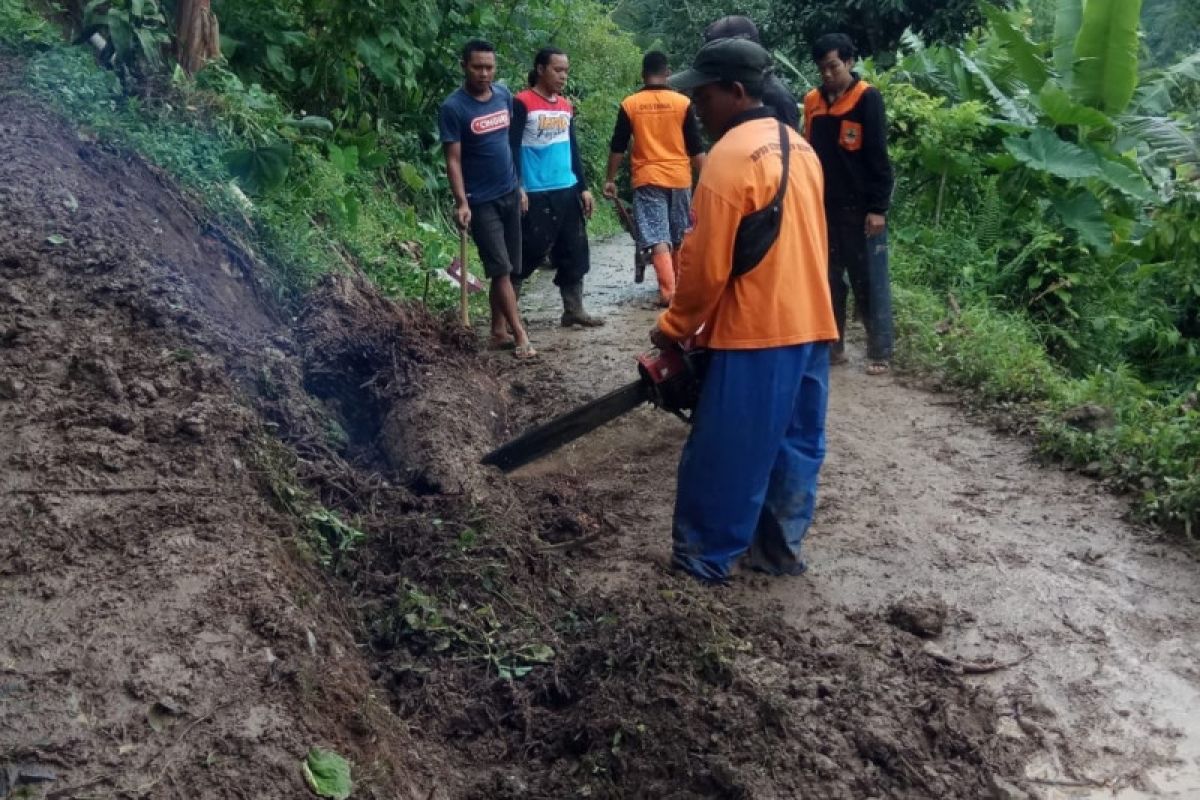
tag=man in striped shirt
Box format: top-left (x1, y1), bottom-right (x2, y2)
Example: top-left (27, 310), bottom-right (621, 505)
top-left (510, 47), bottom-right (603, 327)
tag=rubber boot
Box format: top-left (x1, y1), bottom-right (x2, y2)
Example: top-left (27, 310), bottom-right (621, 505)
top-left (651, 250), bottom-right (675, 306)
top-left (560, 281), bottom-right (604, 327)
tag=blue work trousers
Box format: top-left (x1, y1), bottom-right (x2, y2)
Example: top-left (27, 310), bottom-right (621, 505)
top-left (672, 343), bottom-right (831, 583)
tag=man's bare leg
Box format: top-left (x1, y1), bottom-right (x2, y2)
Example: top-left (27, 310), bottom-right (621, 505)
top-left (490, 275), bottom-right (535, 357)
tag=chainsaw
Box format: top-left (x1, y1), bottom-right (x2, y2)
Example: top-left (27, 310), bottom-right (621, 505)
top-left (481, 345), bottom-right (709, 472)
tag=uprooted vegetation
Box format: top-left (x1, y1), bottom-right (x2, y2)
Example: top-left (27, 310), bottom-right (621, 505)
top-left (0, 91), bottom-right (1032, 798)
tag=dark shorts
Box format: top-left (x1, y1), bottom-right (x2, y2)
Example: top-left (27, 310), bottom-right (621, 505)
top-left (469, 189), bottom-right (522, 279)
top-left (633, 185), bottom-right (692, 249)
top-left (520, 187), bottom-right (590, 286)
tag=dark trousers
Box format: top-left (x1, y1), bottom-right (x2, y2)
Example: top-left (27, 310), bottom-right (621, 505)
top-left (826, 204), bottom-right (894, 362)
top-left (672, 343), bottom-right (830, 584)
top-left (519, 188), bottom-right (590, 287)
top-left (469, 190), bottom-right (522, 279)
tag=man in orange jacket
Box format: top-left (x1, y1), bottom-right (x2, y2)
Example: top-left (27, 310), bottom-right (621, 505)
top-left (651, 38), bottom-right (837, 584)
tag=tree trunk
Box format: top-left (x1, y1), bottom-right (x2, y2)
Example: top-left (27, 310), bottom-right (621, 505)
top-left (175, 0), bottom-right (220, 76)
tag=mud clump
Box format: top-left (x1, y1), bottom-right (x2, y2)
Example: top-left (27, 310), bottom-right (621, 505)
top-left (887, 593), bottom-right (951, 638)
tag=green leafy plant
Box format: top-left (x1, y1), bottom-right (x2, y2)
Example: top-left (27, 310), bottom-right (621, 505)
top-left (301, 748), bottom-right (352, 800)
top-left (81, 0), bottom-right (171, 73)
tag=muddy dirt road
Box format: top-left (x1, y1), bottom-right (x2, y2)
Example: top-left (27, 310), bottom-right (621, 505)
top-left (509, 237), bottom-right (1200, 798)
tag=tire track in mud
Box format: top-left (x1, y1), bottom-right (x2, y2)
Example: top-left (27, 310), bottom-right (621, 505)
top-left (506, 236), bottom-right (1200, 798)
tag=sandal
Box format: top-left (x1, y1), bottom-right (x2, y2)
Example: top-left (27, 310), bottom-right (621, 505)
top-left (830, 350), bottom-right (849, 366)
top-left (866, 361), bottom-right (890, 376)
top-left (513, 342), bottom-right (538, 360)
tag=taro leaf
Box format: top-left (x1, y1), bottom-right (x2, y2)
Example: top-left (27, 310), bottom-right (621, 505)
top-left (301, 748), bottom-right (352, 800)
top-left (265, 43), bottom-right (297, 82)
top-left (1053, 190), bottom-right (1111, 252)
top-left (1036, 82), bottom-right (1113, 130)
top-left (222, 141), bottom-right (292, 194)
top-left (355, 36), bottom-right (403, 88)
top-left (1003, 129), bottom-right (1100, 179)
top-left (327, 143), bottom-right (359, 175)
top-left (1095, 155), bottom-right (1154, 202)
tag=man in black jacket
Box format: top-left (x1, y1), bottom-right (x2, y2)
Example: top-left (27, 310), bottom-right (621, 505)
top-left (702, 16), bottom-right (800, 130)
top-left (802, 33), bottom-right (894, 375)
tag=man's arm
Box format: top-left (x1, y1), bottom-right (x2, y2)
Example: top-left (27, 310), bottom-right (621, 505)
top-left (568, 118), bottom-right (594, 217)
top-left (655, 182), bottom-right (737, 341)
top-left (438, 102), bottom-right (471, 229)
top-left (509, 96), bottom-right (529, 213)
top-left (604, 106), bottom-right (633, 199)
top-left (860, 87), bottom-right (894, 235)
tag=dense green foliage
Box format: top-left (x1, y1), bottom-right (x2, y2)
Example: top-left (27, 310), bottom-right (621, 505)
top-left (1, 0), bottom-right (639, 310)
top-left (876, 0), bottom-right (1199, 533)
top-left (2, 0), bottom-right (1198, 533)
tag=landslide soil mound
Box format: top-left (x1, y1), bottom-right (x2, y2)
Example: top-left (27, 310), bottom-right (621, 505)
top-left (1, 80), bottom-right (1030, 799)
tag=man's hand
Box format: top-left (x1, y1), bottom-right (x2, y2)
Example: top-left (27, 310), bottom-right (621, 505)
top-left (865, 212), bottom-right (887, 238)
top-left (455, 202), bottom-right (472, 230)
top-left (649, 325), bottom-right (674, 350)
top-left (602, 180), bottom-right (618, 200)
top-left (580, 190), bottom-right (594, 219)
top-left (519, 189), bottom-right (529, 215)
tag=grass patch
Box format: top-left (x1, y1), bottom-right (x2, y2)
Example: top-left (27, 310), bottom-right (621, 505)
top-left (893, 243), bottom-right (1200, 538)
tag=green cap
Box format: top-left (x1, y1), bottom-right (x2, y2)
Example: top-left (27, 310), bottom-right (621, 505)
top-left (669, 38), bottom-right (772, 92)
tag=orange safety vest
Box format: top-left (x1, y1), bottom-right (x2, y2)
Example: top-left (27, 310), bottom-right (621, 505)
top-left (620, 88), bottom-right (694, 190)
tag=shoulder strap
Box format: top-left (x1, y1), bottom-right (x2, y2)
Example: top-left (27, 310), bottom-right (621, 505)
top-left (772, 122), bottom-right (789, 207)
top-left (729, 122), bottom-right (791, 278)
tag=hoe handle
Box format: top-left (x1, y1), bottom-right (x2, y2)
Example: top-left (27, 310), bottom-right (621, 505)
top-left (459, 229), bottom-right (470, 327)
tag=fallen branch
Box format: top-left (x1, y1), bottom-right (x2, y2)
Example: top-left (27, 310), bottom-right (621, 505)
top-left (922, 644), bottom-right (1031, 674)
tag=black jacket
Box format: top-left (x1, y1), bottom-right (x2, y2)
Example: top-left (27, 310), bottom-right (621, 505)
top-left (763, 72), bottom-right (800, 130)
top-left (802, 76), bottom-right (894, 213)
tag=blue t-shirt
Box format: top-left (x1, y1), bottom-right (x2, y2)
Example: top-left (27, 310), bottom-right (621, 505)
top-left (439, 85), bottom-right (519, 206)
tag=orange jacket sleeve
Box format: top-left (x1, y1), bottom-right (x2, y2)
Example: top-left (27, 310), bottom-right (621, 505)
top-left (657, 184), bottom-right (738, 341)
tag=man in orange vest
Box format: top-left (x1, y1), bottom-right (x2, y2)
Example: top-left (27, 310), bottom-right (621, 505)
top-left (803, 33), bottom-right (895, 375)
top-left (651, 38), bottom-right (838, 584)
top-left (603, 52), bottom-right (706, 306)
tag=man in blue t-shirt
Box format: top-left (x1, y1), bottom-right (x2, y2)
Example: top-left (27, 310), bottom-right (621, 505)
top-left (439, 39), bottom-right (535, 358)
